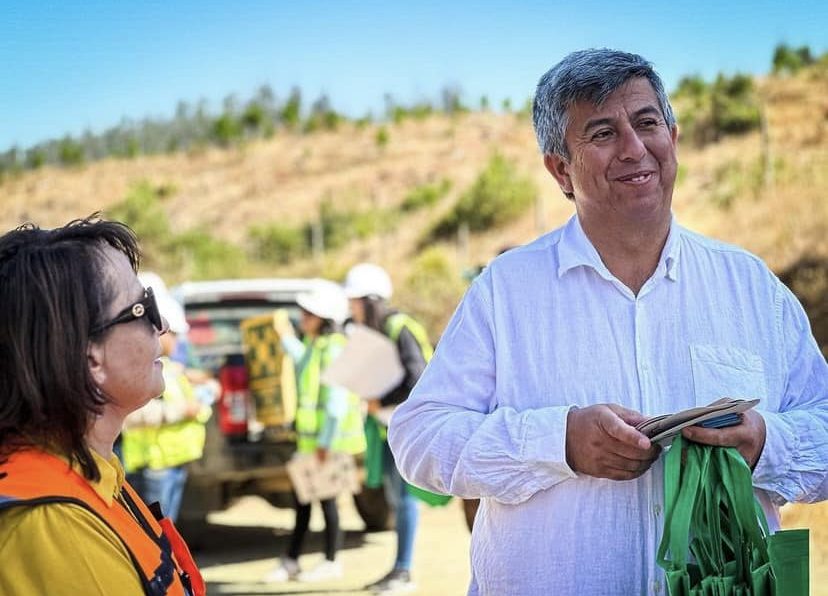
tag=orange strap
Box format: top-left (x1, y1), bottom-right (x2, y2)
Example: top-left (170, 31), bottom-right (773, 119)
top-left (158, 516), bottom-right (205, 596)
top-left (0, 449), bottom-right (194, 595)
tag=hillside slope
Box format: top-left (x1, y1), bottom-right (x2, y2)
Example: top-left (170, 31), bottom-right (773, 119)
top-left (1, 70), bottom-right (826, 330)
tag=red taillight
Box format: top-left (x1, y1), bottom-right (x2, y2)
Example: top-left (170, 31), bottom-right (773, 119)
top-left (218, 364), bottom-right (249, 437)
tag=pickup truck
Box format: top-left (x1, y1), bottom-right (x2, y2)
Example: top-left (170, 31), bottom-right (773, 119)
top-left (171, 278), bottom-right (391, 541)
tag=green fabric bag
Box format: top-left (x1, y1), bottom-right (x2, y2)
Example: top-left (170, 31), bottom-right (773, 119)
top-left (363, 416), bottom-right (386, 489)
top-left (363, 416), bottom-right (452, 506)
top-left (657, 435), bottom-right (808, 596)
top-left (405, 482), bottom-right (453, 507)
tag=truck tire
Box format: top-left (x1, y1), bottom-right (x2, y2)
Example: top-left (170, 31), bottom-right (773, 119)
top-left (353, 485), bottom-right (392, 531)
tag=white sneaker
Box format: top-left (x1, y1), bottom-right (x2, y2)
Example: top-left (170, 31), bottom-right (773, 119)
top-left (263, 557), bottom-right (300, 582)
top-left (297, 559), bottom-right (343, 582)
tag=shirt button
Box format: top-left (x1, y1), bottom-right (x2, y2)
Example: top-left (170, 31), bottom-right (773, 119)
top-left (653, 580), bottom-right (662, 593)
top-left (653, 503), bottom-right (662, 516)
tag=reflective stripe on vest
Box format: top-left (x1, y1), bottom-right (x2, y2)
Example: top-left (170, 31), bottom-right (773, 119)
top-left (0, 449), bottom-right (201, 595)
top-left (385, 313), bottom-right (433, 362)
top-left (295, 334), bottom-right (366, 455)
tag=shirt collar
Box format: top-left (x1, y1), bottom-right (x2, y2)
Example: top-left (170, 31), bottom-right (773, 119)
top-left (70, 449), bottom-right (126, 506)
top-left (557, 214), bottom-right (681, 282)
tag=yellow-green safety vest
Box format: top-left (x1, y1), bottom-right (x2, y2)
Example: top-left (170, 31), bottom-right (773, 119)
top-left (372, 313), bottom-right (433, 444)
top-left (368, 313), bottom-right (450, 506)
top-left (122, 357), bottom-right (210, 472)
top-left (295, 333), bottom-right (367, 455)
top-left (385, 313), bottom-right (433, 362)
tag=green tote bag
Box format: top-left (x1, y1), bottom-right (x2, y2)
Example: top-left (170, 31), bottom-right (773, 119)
top-left (657, 435), bottom-right (808, 596)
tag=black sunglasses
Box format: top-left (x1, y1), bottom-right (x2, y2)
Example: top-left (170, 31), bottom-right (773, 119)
top-left (90, 286), bottom-right (165, 336)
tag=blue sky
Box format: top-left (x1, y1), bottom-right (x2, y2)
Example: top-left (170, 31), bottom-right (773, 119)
top-left (2, 0), bottom-right (825, 149)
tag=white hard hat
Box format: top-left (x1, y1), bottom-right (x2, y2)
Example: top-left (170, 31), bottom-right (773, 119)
top-left (137, 271), bottom-right (169, 298)
top-left (343, 263), bottom-right (393, 300)
top-left (296, 280), bottom-right (349, 324)
top-left (157, 294), bottom-right (189, 334)
top-left (138, 271), bottom-right (189, 334)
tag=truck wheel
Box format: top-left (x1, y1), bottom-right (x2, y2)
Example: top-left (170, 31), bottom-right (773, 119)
top-left (353, 485), bottom-right (392, 531)
top-left (462, 498), bottom-right (480, 531)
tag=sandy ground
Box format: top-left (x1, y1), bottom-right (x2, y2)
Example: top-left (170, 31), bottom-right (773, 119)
top-left (781, 502), bottom-right (828, 596)
top-left (194, 495), bottom-right (827, 595)
top-left (195, 494), bottom-right (472, 595)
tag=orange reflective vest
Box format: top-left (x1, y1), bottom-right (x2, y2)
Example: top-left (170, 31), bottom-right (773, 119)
top-left (0, 449), bottom-right (204, 596)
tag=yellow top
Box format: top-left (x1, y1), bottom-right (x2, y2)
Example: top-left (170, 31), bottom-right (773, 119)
top-left (0, 450), bottom-right (145, 595)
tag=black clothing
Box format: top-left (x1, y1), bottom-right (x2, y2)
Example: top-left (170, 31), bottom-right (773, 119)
top-left (379, 325), bottom-right (427, 408)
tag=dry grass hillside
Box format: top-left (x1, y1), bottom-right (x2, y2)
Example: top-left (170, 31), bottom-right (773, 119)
top-left (2, 68), bottom-right (827, 589)
top-left (2, 71), bottom-right (826, 284)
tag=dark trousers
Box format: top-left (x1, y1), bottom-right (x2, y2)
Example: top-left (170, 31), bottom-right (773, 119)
top-left (287, 497), bottom-right (341, 562)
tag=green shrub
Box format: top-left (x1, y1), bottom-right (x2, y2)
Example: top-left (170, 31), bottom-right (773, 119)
top-left (58, 136), bottom-right (85, 166)
top-left (241, 101), bottom-right (268, 132)
top-left (307, 198), bottom-right (399, 251)
top-left (281, 88), bottom-right (302, 130)
top-left (400, 179), bottom-right (452, 212)
top-left (169, 229), bottom-right (246, 279)
top-left (107, 181), bottom-right (174, 266)
top-left (124, 137), bottom-right (141, 159)
top-left (248, 222), bottom-right (306, 264)
top-left (672, 73), bottom-right (760, 146)
top-left (711, 74), bottom-right (760, 135)
top-left (211, 113), bottom-right (243, 146)
top-left (350, 211), bottom-right (385, 238)
top-left (26, 148), bottom-right (46, 169)
top-left (312, 198), bottom-right (355, 250)
top-left (375, 126), bottom-right (390, 149)
top-left (108, 181), bottom-right (249, 278)
top-left (675, 164), bottom-right (688, 188)
top-left (772, 43), bottom-right (814, 75)
top-left (707, 157), bottom-right (768, 209)
top-left (397, 246), bottom-right (466, 340)
top-left (429, 154), bottom-right (536, 240)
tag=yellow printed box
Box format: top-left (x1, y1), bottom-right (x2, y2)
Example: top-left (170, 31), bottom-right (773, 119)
top-left (239, 312), bottom-right (296, 427)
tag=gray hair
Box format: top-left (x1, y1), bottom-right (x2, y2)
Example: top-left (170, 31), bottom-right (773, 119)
top-left (532, 48), bottom-right (676, 160)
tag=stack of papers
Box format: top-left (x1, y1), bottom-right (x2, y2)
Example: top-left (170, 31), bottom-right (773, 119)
top-left (636, 397), bottom-right (760, 444)
top-left (320, 324), bottom-right (405, 398)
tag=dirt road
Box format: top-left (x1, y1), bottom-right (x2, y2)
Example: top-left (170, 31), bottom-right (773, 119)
top-left (193, 495), bottom-right (828, 595)
top-left (194, 494), bottom-right (472, 595)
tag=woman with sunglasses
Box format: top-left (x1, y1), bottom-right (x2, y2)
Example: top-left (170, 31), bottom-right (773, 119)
top-left (121, 273), bottom-right (212, 525)
top-left (0, 216), bottom-right (204, 595)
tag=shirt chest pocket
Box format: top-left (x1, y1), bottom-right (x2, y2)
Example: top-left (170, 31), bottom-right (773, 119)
top-left (689, 344), bottom-right (768, 406)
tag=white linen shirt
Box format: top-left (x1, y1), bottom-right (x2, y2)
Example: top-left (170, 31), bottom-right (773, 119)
top-left (388, 215), bottom-right (828, 596)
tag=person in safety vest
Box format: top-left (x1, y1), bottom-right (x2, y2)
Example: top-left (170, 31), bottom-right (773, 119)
top-left (0, 216), bottom-right (205, 596)
top-left (344, 263), bottom-right (434, 595)
top-left (120, 273), bottom-right (212, 523)
top-left (264, 280), bottom-right (366, 584)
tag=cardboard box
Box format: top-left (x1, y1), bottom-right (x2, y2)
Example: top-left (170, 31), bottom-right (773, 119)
top-left (239, 311), bottom-right (297, 427)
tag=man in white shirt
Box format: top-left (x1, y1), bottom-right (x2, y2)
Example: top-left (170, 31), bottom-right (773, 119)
top-left (388, 48), bottom-right (828, 595)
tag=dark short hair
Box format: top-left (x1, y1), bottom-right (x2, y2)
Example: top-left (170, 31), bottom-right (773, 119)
top-left (298, 307), bottom-right (341, 336)
top-left (0, 215), bottom-right (140, 481)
